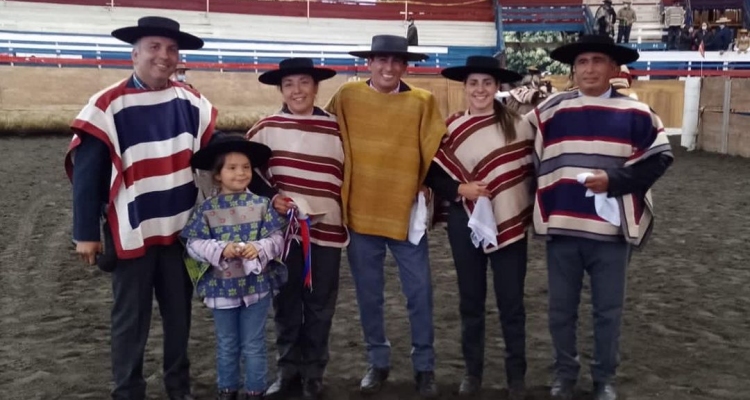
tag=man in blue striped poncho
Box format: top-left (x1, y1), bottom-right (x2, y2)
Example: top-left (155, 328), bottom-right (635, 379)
top-left (526, 35), bottom-right (673, 400)
top-left (64, 16), bottom-right (216, 400)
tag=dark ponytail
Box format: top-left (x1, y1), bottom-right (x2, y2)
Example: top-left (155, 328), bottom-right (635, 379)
top-left (492, 98), bottom-right (520, 143)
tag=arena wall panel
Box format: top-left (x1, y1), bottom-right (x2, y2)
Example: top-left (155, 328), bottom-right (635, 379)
top-left (9, 0), bottom-right (496, 22)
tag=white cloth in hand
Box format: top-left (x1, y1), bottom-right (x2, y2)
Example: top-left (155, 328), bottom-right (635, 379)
top-left (576, 172), bottom-right (621, 226)
top-left (468, 196), bottom-right (498, 249)
top-left (408, 192), bottom-right (428, 245)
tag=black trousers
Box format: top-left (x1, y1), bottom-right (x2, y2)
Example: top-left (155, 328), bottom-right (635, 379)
top-left (617, 25), bottom-right (632, 43)
top-left (273, 241), bottom-right (342, 380)
top-left (446, 204), bottom-right (528, 384)
top-left (110, 243), bottom-right (193, 400)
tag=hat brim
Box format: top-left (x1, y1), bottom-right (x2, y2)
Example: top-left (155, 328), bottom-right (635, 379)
top-left (550, 42), bottom-right (639, 65)
top-left (258, 67), bottom-right (337, 85)
top-left (441, 66), bottom-right (523, 83)
top-left (348, 50), bottom-right (429, 62)
top-left (191, 141), bottom-right (271, 171)
top-left (112, 26), bottom-right (204, 50)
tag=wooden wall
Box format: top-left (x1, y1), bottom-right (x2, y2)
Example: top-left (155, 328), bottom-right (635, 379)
top-left (632, 79), bottom-right (685, 129)
top-left (0, 66), bottom-right (686, 134)
top-left (698, 77), bottom-right (750, 157)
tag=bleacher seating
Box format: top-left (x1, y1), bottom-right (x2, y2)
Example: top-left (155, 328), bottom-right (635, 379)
top-left (500, 5), bottom-right (588, 32)
top-left (0, 1), bottom-right (496, 47)
top-left (0, 30), bottom-right (498, 69)
top-left (583, 0), bottom-right (665, 43)
top-left (1, 0), bottom-right (749, 73)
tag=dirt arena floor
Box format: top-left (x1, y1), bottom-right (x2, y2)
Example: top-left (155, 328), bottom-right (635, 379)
top-left (0, 135), bottom-right (748, 400)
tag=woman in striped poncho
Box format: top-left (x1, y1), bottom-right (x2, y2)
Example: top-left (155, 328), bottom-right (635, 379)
top-left (425, 55), bottom-right (534, 400)
top-left (245, 58), bottom-right (347, 400)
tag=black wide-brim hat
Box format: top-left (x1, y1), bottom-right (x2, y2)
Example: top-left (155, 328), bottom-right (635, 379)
top-left (112, 16), bottom-right (204, 50)
top-left (191, 132), bottom-right (271, 171)
top-left (441, 55), bottom-right (522, 83)
top-left (550, 34), bottom-right (639, 65)
top-left (259, 57), bottom-right (337, 86)
top-left (349, 35), bottom-right (429, 62)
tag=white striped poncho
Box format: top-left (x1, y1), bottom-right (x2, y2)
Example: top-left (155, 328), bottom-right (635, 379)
top-left (246, 111), bottom-right (348, 248)
top-left (433, 111), bottom-right (536, 252)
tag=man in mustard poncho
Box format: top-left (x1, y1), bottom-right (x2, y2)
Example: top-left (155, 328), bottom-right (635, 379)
top-left (325, 35), bottom-right (446, 398)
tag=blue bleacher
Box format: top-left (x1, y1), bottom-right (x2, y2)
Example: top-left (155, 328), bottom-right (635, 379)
top-left (0, 29), bottom-right (746, 73)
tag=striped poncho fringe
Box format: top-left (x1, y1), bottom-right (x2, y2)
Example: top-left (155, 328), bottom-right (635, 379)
top-left (246, 112), bottom-right (348, 248)
top-left (433, 111), bottom-right (535, 252)
top-left (528, 90), bottom-right (673, 247)
top-left (64, 79), bottom-right (217, 259)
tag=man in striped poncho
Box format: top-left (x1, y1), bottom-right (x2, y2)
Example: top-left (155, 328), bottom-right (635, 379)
top-left (526, 35), bottom-right (673, 400)
top-left (64, 17), bottom-right (216, 400)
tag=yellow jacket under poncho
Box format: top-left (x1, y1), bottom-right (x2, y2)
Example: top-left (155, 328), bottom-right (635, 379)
top-left (325, 81), bottom-right (446, 241)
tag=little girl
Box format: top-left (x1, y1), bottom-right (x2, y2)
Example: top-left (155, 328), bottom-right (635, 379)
top-left (181, 133), bottom-right (287, 400)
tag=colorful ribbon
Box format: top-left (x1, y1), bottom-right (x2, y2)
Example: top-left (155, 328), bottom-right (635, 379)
top-left (282, 199), bottom-right (313, 291)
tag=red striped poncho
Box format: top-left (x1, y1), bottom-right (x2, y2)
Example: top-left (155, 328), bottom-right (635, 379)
top-left (246, 111), bottom-right (348, 248)
top-left (433, 111), bottom-right (536, 252)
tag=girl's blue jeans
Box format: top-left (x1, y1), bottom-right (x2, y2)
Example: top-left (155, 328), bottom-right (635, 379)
top-left (211, 294), bottom-right (271, 392)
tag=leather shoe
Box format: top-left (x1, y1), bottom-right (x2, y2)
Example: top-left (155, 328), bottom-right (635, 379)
top-left (508, 380), bottom-right (526, 400)
top-left (594, 382), bottom-right (618, 400)
top-left (215, 389), bottom-right (237, 400)
top-left (458, 375), bottom-right (481, 396)
top-left (415, 371), bottom-right (439, 398)
top-left (170, 394), bottom-right (196, 400)
top-left (303, 378), bottom-right (324, 400)
top-left (265, 373), bottom-right (302, 398)
top-left (550, 377), bottom-right (576, 400)
top-left (360, 365), bottom-right (389, 394)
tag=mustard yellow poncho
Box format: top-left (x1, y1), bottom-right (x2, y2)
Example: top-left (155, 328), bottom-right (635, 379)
top-left (325, 81), bottom-right (446, 241)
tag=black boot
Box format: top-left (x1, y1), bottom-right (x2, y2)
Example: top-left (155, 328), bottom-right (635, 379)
top-left (508, 380), bottom-right (526, 400)
top-left (594, 381), bottom-right (618, 400)
top-left (415, 371), bottom-right (439, 398)
top-left (360, 365), bottom-right (389, 394)
top-left (458, 375), bottom-right (481, 397)
top-left (216, 389), bottom-right (238, 400)
top-left (550, 377), bottom-right (576, 400)
top-left (302, 378), bottom-right (324, 400)
top-left (264, 372), bottom-right (302, 398)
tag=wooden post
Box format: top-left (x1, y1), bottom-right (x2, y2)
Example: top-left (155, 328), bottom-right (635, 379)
top-left (721, 78), bottom-right (732, 154)
top-left (206, 0), bottom-right (210, 16)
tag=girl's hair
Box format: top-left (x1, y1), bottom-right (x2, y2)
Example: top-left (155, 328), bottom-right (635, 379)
top-left (210, 153), bottom-right (229, 185)
top-left (493, 98), bottom-right (520, 143)
top-left (464, 75), bottom-right (520, 143)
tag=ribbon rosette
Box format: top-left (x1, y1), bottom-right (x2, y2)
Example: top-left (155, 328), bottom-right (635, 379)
top-left (282, 198), bottom-right (313, 291)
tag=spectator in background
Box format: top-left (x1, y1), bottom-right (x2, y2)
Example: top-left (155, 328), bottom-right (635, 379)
top-left (714, 17), bottom-right (734, 53)
top-left (616, 1), bottom-right (637, 43)
top-left (595, 0), bottom-right (617, 37)
top-left (679, 26), bottom-right (696, 50)
top-left (736, 28), bottom-right (750, 53)
top-left (407, 17), bottom-right (419, 46)
top-left (664, 2), bottom-right (686, 50)
top-left (173, 62), bottom-right (194, 88)
top-left (695, 22), bottom-right (714, 51)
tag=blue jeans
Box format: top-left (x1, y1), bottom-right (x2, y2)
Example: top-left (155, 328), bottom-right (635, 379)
top-left (211, 294), bottom-right (271, 392)
top-left (347, 229), bottom-right (435, 372)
